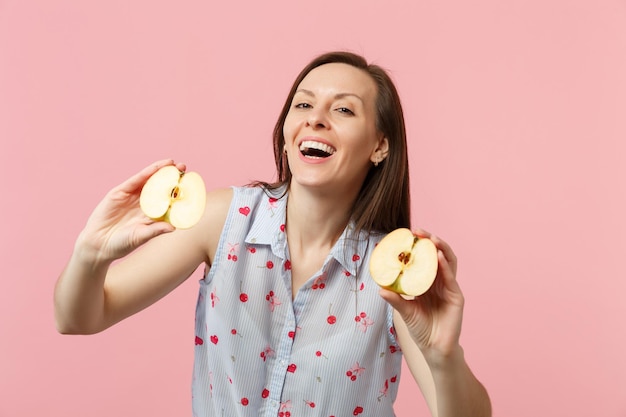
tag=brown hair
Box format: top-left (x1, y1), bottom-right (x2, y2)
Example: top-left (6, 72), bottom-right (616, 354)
top-left (257, 51), bottom-right (411, 234)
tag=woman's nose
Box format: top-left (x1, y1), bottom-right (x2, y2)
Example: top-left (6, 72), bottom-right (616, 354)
top-left (306, 111), bottom-right (328, 129)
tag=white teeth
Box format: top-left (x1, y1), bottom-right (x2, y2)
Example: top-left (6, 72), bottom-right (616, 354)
top-left (299, 140), bottom-right (336, 156)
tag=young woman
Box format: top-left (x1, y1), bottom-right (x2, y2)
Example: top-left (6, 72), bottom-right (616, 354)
top-left (55, 51), bottom-right (491, 417)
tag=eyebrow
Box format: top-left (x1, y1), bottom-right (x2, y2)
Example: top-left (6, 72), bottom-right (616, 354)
top-left (295, 89), bottom-right (364, 104)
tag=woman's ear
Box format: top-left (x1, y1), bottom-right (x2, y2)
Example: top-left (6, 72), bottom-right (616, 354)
top-left (370, 137), bottom-right (390, 166)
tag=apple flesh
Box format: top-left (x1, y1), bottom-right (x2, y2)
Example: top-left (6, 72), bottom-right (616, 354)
top-left (369, 228), bottom-right (438, 296)
top-left (139, 165), bottom-right (206, 229)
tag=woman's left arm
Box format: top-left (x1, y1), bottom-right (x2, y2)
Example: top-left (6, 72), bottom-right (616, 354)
top-left (379, 230), bottom-right (492, 417)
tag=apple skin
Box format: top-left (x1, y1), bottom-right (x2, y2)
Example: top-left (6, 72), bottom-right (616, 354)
top-left (139, 165), bottom-right (206, 229)
top-left (369, 228), bottom-right (438, 297)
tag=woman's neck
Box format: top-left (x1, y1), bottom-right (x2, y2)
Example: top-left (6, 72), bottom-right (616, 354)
top-left (285, 184), bottom-right (355, 254)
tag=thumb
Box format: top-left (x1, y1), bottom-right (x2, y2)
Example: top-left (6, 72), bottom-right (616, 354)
top-left (379, 287), bottom-right (415, 319)
top-left (131, 222), bottom-right (176, 248)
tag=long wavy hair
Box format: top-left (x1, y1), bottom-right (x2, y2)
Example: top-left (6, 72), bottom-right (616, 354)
top-left (255, 51), bottom-right (411, 235)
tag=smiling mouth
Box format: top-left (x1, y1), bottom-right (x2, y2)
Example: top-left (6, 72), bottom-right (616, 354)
top-left (299, 140), bottom-right (336, 159)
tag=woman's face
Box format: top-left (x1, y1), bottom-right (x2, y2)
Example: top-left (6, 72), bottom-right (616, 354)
top-left (283, 63), bottom-right (388, 195)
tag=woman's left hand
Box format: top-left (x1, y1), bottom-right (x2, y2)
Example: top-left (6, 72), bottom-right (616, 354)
top-left (379, 229), bottom-right (465, 361)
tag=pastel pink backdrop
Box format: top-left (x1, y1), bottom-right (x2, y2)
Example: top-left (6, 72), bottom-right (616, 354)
top-left (1, 1), bottom-right (625, 416)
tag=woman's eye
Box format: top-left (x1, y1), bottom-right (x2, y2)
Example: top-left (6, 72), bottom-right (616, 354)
top-left (336, 107), bottom-right (355, 115)
top-left (295, 103), bottom-right (312, 109)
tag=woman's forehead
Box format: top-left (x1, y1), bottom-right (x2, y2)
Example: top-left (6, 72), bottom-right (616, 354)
top-left (297, 63), bottom-right (377, 100)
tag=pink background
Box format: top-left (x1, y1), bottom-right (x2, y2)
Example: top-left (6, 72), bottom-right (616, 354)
top-left (1, 0), bottom-right (625, 415)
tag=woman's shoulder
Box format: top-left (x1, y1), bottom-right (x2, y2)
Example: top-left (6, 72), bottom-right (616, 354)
top-left (206, 187), bottom-right (234, 207)
top-left (207, 185), bottom-right (278, 206)
top-left (202, 185), bottom-right (276, 259)
top-left (204, 185), bottom-right (279, 223)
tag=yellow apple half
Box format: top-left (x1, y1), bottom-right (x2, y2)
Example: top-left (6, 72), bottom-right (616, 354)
top-left (369, 228), bottom-right (439, 296)
top-left (139, 165), bottom-right (206, 229)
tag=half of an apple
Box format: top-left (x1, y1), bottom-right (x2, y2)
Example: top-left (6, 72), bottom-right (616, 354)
top-left (369, 228), bottom-right (438, 296)
top-left (139, 165), bottom-right (206, 229)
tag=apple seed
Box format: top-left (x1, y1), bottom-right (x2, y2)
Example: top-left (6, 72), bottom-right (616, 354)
top-left (398, 252), bottom-right (410, 264)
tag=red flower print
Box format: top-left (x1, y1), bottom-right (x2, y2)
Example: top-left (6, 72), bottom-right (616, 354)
top-left (239, 281), bottom-right (248, 303)
top-left (353, 406), bottom-right (364, 415)
top-left (262, 388), bottom-right (270, 398)
top-left (279, 400), bottom-right (292, 413)
top-left (287, 326), bottom-right (301, 339)
top-left (260, 345), bottom-right (275, 362)
top-left (350, 281), bottom-right (365, 295)
top-left (268, 197), bottom-right (278, 216)
top-left (346, 362), bottom-right (365, 381)
top-left (210, 289), bottom-right (219, 308)
top-left (352, 254), bottom-right (360, 262)
top-left (284, 260), bottom-right (291, 270)
top-left (241, 397), bottom-right (249, 406)
top-left (315, 350), bottom-right (328, 359)
top-left (389, 344), bottom-right (401, 354)
top-left (355, 311), bottom-right (374, 333)
top-left (259, 260), bottom-right (274, 269)
top-left (377, 379), bottom-right (390, 401)
top-left (327, 304), bottom-right (337, 324)
top-left (195, 336), bottom-right (203, 345)
top-left (265, 290), bottom-right (282, 312)
top-left (227, 242), bottom-right (240, 262)
top-left (312, 273), bottom-right (327, 290)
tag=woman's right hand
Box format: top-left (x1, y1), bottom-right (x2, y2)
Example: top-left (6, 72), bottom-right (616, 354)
top-left (75, 159), bottom-right (186, 266)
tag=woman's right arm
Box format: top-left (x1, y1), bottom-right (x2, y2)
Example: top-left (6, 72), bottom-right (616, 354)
top-left (54, 159), bottom-right (232, 335)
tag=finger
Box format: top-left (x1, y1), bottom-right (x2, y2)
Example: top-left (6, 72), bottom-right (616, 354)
top-left (132, 222), bottom-right (176, 247)
top-left (430, 234), bottom-right (457, 275)
top-left (412, 227), bottom-right (431, 239)
top-left (379, 288), bottom-right (417, 319)
top-left (413, 228), bottom-right (457, 275)
top-left (116, 159), bottom-right (176, 194)
top-left (437, 249), bottom-right (461, 293)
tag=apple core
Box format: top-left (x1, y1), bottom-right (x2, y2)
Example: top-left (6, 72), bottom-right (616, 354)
top-left (369, 228), bottom-right (438, 296)
top-left (139, 165), bottom-right (207, 229)
top-left (398, 250), bottom-right (412, 264)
